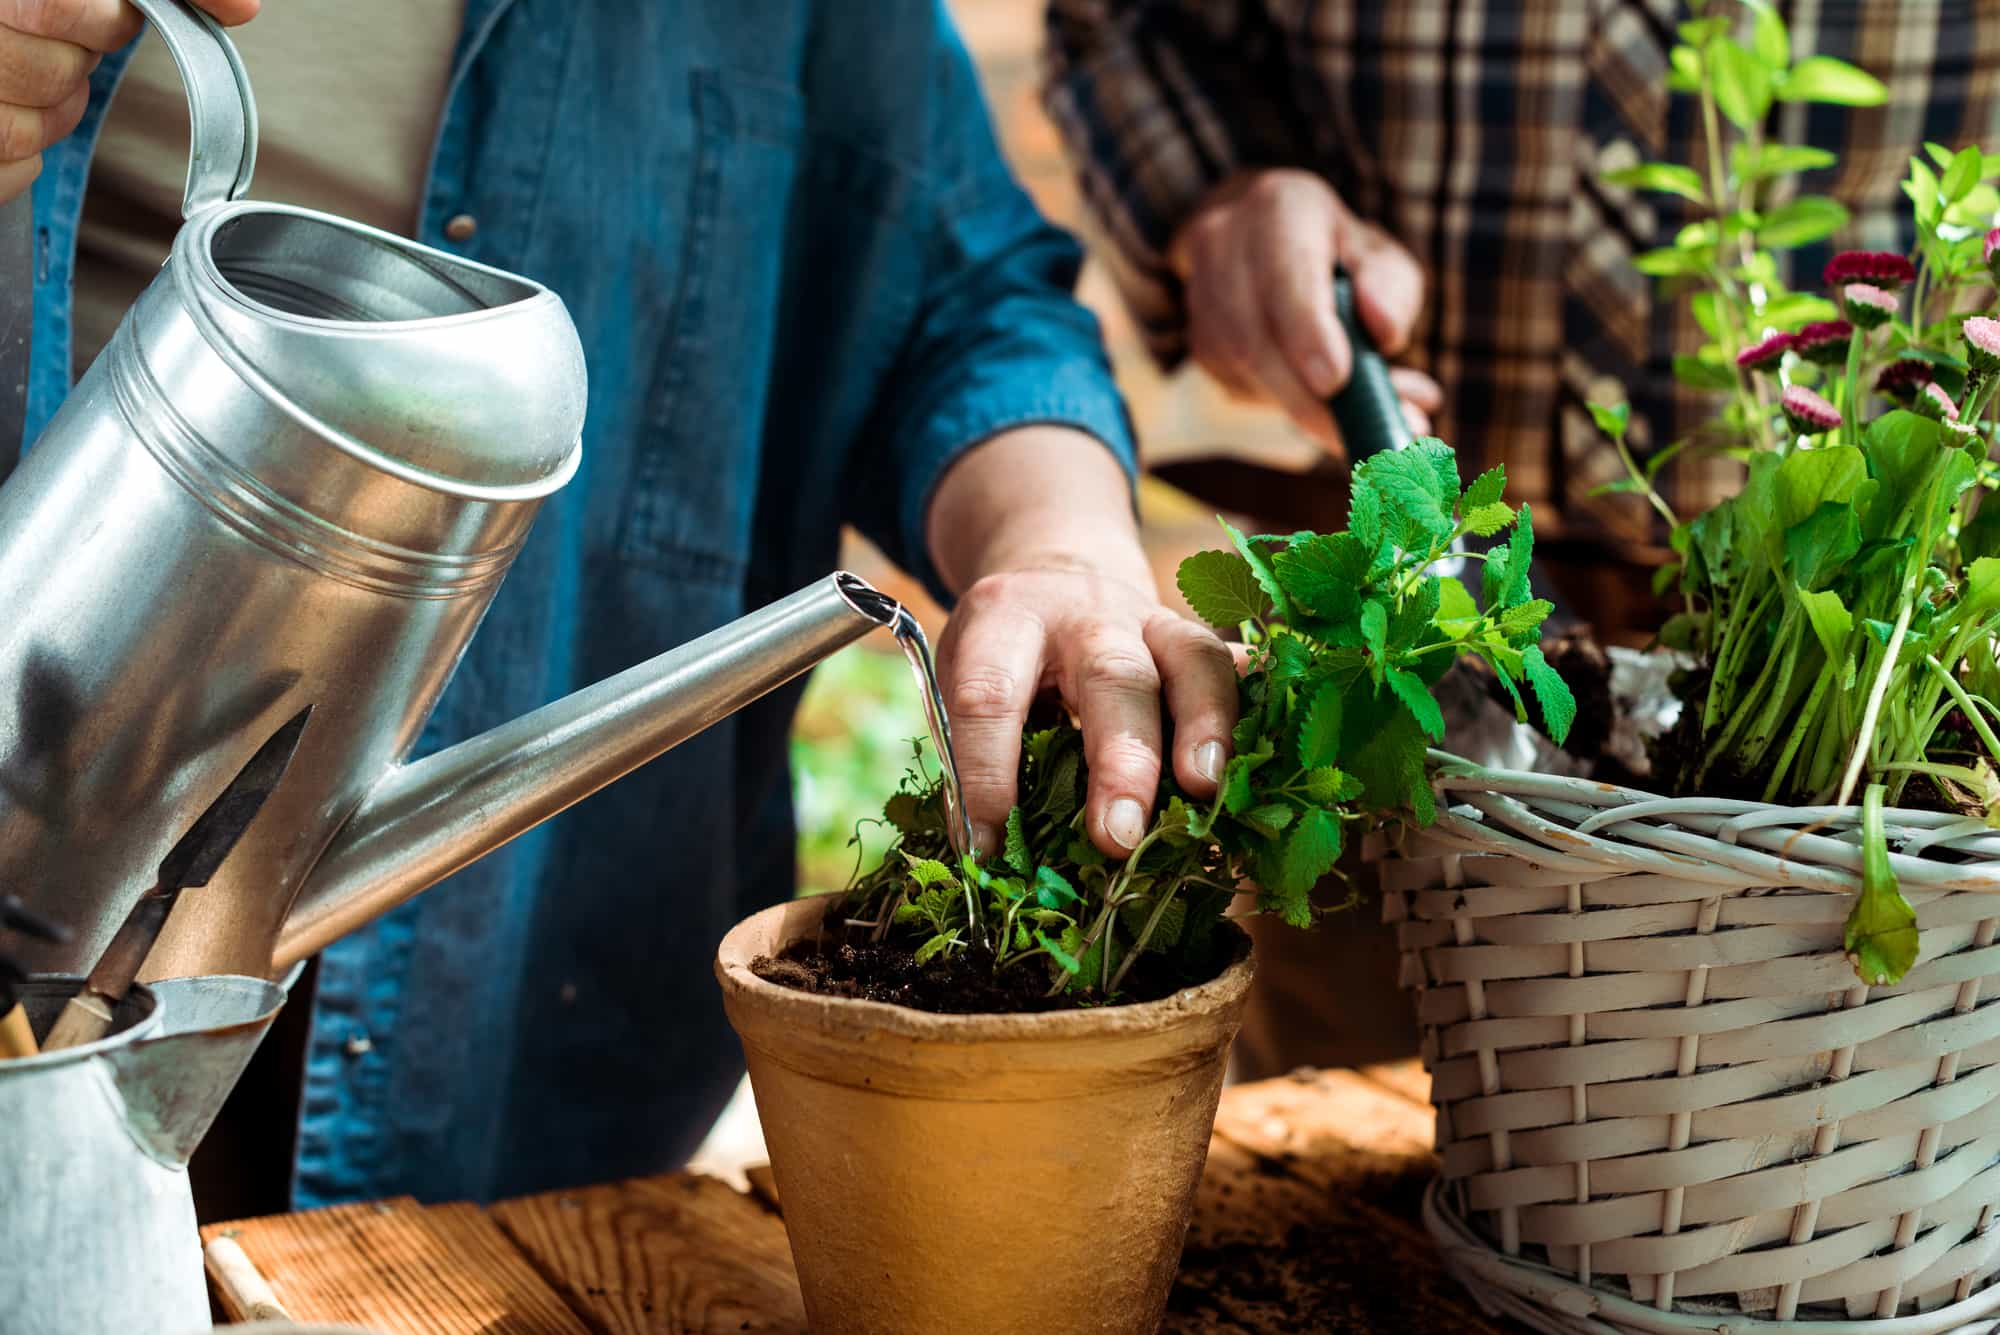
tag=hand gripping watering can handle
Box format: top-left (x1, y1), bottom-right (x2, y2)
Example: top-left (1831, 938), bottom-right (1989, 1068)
top-left (127, 0), bottom-right (259, 216)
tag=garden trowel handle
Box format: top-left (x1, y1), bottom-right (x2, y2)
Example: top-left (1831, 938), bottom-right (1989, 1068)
top-left (1330, 269), bottom-right (1465, 577)
top-left (1329, 271), bottom-right (1415, 461)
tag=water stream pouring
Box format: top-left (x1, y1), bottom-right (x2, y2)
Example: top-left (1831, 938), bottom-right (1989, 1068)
top-left (0, 0), bottom-right (915, 982)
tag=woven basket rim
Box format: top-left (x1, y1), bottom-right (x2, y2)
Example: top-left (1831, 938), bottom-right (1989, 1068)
top-left (1416, 750), bottom-right (2000, 896)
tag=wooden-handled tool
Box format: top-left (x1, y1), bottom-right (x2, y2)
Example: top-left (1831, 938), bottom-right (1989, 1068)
top-left (0, 894), bottom-right (71, 1059)
top-left (42, 705), bottom-right (313, 1052)
top-left (206, 1233), bottom-right (295, 1323)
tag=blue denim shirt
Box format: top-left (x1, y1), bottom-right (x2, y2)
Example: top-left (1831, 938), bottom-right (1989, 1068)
top-left (30, 0), bottom-right (1134, 1206)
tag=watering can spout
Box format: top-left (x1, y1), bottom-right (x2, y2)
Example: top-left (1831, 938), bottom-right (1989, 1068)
top-left (272, 573), bottom-right (899, 971)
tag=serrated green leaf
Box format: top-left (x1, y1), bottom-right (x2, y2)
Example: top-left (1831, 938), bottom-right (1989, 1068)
top-left (1306, 767), bottom-right (1365, 803)
top-left (1462, 466), bottom-right (1507, 511)
top-left (905, 855), bottom-right (955, 888)
top-left (1360, 600), bottom-right (1389, 682)
top-left (1003, 808), bottom-right (1030, 875)
top-left (1464, 501), bottom-right (1515, 536)
top-left (1357, 448), bottom-right (1456, 548)
top-left (1521, 644), bottom-right (1576, 745)
top-left (1499, 599), bottom-right (1554, 639)
top-left (914, 932), bottom-right (956, 966)
top-left (1387, 667), bottom-right (1445, 739)
top-left (1239, 803), bottom-right (1296, 838)
top-left (1120, 895), bottom-right (1186, 949)
top-left (1349, 476), bottom-right (1383, 553)
top-left (1034, 864), bottom-right (1078, 910)
top-left (1298, 678), bottom-right (1343, 769)
top-left (1274, 808), bottom-right (1342, 920)
top-left (1435, 577), bottom-right (1479, 628)
top-left (1486, 504), bottom-right (1535, 608)
top-left (1273, 533), bottom-right (1369, 621)
top-left (1221, 755), bottom-right (1256, 815)
top-left (1038, 928), bottom-right (1081, 975)
top-left (1780, 56), bottom-right (1888, 106)
top-left (1602, 162), bottom-right (1706, 204)
top-left (1220, 518), bottom-right (1293, 623)
top-left (1176, 549), bottom-right (1266, 632)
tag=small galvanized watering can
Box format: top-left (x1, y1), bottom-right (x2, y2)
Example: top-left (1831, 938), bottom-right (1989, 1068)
top-left (1, 0), bottom-right (903, 985)
top-left (0, 974), bottom-right (288, 1334)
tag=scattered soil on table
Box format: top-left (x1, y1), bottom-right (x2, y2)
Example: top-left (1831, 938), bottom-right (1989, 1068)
top-left (753, 923), bottom-right (1235, 1014)
top-left (1169, 1213), bottom-right (1472, 1331)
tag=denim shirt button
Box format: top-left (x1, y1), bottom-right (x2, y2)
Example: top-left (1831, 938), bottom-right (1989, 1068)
top-left (444, 213), bottom-right (478, 242)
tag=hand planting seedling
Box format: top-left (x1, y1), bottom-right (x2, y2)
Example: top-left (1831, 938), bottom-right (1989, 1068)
top-left (759, 440), bottom-right (1571, 1007)
top-left (1589, 0), bottom-right (2000, 983)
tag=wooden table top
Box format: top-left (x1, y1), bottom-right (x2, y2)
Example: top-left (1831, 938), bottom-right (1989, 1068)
top-left (203, 1062), bottom-right (1511, 1333)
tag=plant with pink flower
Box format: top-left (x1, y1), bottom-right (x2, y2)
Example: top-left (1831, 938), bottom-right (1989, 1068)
top-left (1779, 385), bottom-right (1841, 436)
top-left (1823, 250), bottom-right (1917, 289)
top-left (1842, 284), bottom-right (1897, 331)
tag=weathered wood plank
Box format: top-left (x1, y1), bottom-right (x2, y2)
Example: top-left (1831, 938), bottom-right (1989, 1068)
top-left (1213, 1066), bottom-right (1439, 1220)
top-left (1358, 1057), bottom-right (1432, 1108)
top-left (1166, 1136), bottom-right (1506, 1334)
top-left (200, 1197), bottom-right (588, 1333)
top-left (491, 1172), bottom-right (806, 1334)
top-left (743, 1162), bottom-right (781, 1214)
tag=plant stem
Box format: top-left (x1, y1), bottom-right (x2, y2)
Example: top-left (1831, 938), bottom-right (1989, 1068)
top-left (1925, 654), bottom-right (2000, 762)
top-left (1764, 663), bottom-right (1834, 801)
top-left (1838, 592), bottom-right (1916, 806)
top-left (1109, 887), bottom-right (1184, 994)
top-left (1841, 325), bottom-right (1866, 448)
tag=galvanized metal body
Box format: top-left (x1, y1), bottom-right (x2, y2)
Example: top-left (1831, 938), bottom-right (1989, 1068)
top-left (0, 193), bottom-right (587, 981)
top-left (4, 0), bottom-right (900, 982)
top-left (0, 974), bottom-right (288, 1335)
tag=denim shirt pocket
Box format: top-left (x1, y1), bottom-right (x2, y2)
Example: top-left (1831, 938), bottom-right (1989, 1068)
top-left (618, 69), bottom-right (805, 580)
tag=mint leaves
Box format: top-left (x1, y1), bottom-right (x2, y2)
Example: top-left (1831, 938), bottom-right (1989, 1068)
top-left (840, 440), bottom-right (1571, 1003)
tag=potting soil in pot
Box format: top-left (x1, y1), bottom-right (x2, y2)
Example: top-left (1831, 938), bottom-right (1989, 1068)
top-left (753, 921), bottom-right (1221, 1013)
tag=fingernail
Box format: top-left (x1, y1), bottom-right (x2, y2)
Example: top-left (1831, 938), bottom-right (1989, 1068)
top-left (1105, 799), bottom-right (1147, 851)
top-left (969, 824), bottom-right (998, 860)
top-left (1304, 353), bottom-right (1337, 397)
top-left (1195, 741), bottom-right (1227, 784)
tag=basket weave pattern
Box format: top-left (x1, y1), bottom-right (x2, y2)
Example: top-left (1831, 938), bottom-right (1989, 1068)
top-left (1384, 757), bottom-right (2000, 1331)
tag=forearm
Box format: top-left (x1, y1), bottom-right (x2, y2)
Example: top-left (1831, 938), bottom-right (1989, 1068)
top-left (925, 426), bottom-right (1152, 597)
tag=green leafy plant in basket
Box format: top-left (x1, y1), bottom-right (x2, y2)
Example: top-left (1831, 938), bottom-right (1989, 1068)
top-left (787, 441), bottom-right (1573, 1008)
top-left (1590, 0), bottom-right (2000, 985)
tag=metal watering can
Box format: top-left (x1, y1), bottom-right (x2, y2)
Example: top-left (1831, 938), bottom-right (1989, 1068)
top-left (4, 0), bottom-right (902, 984)
top-left (0, 974), bottom-right (289, 1333)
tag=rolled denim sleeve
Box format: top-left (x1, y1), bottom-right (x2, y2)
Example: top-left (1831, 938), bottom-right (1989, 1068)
top-left (856, 3), bottom-right (1137, 608)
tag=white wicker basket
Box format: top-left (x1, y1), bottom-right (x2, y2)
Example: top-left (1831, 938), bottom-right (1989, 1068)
top-left (1382, 754), bottom-right (2000, 1333)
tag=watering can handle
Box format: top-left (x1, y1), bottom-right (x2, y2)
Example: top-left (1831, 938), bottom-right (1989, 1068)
top-left (128, 0), bottom-right (259, 216)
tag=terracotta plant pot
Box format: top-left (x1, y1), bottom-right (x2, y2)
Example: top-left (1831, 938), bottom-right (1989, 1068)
top-left (715, 894), bottom-right (1254, 1335)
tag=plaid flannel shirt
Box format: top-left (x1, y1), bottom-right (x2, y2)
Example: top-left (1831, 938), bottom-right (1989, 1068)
top-left (1044, 0), bottom-right (2000, 544)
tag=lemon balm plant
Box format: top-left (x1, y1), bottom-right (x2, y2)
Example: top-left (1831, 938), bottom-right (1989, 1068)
top-left (771, 439), bottom-right (1569, 1010)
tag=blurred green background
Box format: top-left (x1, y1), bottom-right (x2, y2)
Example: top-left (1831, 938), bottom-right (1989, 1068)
top-left (790, 643), bottom-right (932, 895)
